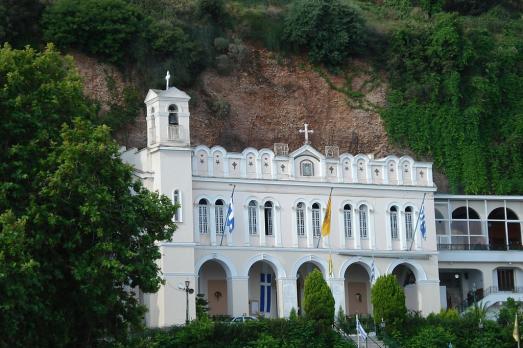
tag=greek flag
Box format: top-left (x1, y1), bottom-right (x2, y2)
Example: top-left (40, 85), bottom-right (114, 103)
top-left (356, 315), bottom-right (368, 340)
top-left (224, 193), bottom-right (235, 234)
top-left (420, 205), bottom-right (427, 239)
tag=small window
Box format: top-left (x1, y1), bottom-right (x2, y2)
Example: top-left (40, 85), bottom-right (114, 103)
top-left (264, 202), bottom-right (273, 236)
top-left (215, 200), bottom-right (225, 235)
top-left (359, 205), bottom-right (368, 238)
top-left (248, 200), bottom-right (258, 235)
top-left (405, 206), bottom-right (413, 240)
top-left (168, 104), bottom-right (178, 125)
top-left (343, 204), bottom-right (352, 238)
top-left (300, 160), bottom-right (314, 176)
top-left (150, 107), bottom-right (155, 115)
top-left (312, 203), bottom-right (321, 237)
top-left (390, 206), bottom-right (398, 239)
top-left (173, 190), bottom-right (182, 222)
top-left (198, 199), bottom-right (209, 234)
top-left (296, 202), bottom-right (305, 237)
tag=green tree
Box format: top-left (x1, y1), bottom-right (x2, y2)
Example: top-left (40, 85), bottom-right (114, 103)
top-left (371, 275), bottom-right (406, 329)
top-left (0, 44), bottom-right (177, 347)
top-left (283, 0), bottom-right (365, 66)
top-left (42, 0), bottom-right (143, 63)
top-left (303, 269), bottom-right (335, 327)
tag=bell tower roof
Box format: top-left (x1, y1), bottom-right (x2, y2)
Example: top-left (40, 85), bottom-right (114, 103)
top-left (145, 87), bottom-right (190, 103)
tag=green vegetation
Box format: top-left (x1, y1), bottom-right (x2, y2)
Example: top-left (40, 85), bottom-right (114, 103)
top-left (375, 300), bottom-right (523, 348)
top-left (130, 317), bottom-right (355, 347)
top-left (283, 0), bottom-right (365, 66)
top-left (371, 275), bottom-right (407, 330)
top-left (0, 45), bottom-right (176, 347)
top-left (303, 269), bottom-right (335, 327)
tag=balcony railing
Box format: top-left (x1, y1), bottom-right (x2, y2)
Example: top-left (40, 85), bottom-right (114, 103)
top-left (455, 286), bottom-right (523, 312)
top-left (438, 243), bottom-right (523, 251)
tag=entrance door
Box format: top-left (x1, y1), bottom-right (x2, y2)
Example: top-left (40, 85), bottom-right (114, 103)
top-left (497, 269), bottom-right (515, 291)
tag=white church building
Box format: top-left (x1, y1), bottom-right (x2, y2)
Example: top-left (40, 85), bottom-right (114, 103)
top-left (121, 82), bottom-right (523, 327)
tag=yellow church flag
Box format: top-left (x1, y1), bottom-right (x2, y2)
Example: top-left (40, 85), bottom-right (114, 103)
top-left (514, 313), bottom-right (520, 343)
top-left (321, 189), bottom-right (333, 237)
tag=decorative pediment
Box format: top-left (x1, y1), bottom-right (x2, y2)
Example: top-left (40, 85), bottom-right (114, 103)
top-left (289, 144), bottom-right (324, 161)
top-left (144, 87), bottom-right (191, 103)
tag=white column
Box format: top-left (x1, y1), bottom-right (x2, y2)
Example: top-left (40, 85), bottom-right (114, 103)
top-left (354, 208), bottom-right (361, 249)
top-left (259, 205), bottom-right (266, 246)
top-left (274, 205), bottom-right (282, 247)
top-left (230, 276), bottom-right (250, 317)
top-left (243, 204), bottom-right (250, 246)
top-left (280, 277), bottom-right (298, 317)
top-left (399, 211), bottom-right (406, 250)
top-left (369, 207), bottom-right (375, 250)
top-left (210, 204), bottom-right (217, 246)
top-left (329, 278), bottom-right (346, 316)
top-left (207, 155), bottom-right (214, 176)
top-left (338, 208), bottom-right (346, 249)
top-left (291, 207), bottom-right (299, 247)
top-left (306, 206), bottom-right (313, 248)
top-left (385, 210), bottom-right (392, 250)
top-left (194, 204), bottom-right (200, 243)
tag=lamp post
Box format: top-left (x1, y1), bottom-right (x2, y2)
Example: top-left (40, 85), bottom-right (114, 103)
top-left (180, 280), bottom-right (194, 324)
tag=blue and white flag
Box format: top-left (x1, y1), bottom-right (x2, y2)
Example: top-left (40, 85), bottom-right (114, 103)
top-left (356, 315), bottom-right (368, 340)
top-left (224, 193), bottom-right (235, 234)
top-left (420, 205), bottom-right (427, 239)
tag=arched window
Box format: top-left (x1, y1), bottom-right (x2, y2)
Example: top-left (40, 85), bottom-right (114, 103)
top-left (452, 207), bottom-right (480, 219)
top-left (300, 160), bottom-right (314, 176)
top-left (215, 200), bottom-right (225, 235)
top-left (296, 202), bottom-right (305, 237)
top-left (198, 199), bottom-right (209, 234)
top-left (359, 205), bottom-right (368, 238)
top-left (405, 206), bottom-right (413, 240)
top-left (343, 204), bottom-right (352, 238)
top-left (173, 190), bottom-right (182, 222)
top-left (168, 104), bottom-right (179, 125)
top-left (312, 203), bottom-right (321, 237)
top-left (390, 206), bottom-right (399, 239)
top-left (248, 200), bottom-right (258, 235)
top-left (264, 201), bottom-right (273, 236)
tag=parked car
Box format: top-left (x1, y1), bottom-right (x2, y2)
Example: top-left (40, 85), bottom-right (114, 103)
top-left (230, 315), bottom-right (257, 323)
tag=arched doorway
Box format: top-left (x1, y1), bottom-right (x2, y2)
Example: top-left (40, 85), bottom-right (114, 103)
top-left (344, 263), bottom-right (371, 315)
top-left (296, 262), bottom-right (322, 316)
top-left (198, 260), bottom-right (230, 316)
top-left (391, 263), bottom-right (417, 311)
top-left (248, 261), bottom-right (278, 318)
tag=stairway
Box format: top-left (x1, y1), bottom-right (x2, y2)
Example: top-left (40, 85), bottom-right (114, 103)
top-left (347, 334), bottom-right (386, 348)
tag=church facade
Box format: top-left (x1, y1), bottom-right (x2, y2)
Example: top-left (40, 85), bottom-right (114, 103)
top-left (121, 84), bottom-right (523, 327)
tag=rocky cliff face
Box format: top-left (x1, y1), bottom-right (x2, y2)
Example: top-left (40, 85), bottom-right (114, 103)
top-left (73, 46), bottom-right (398, 157)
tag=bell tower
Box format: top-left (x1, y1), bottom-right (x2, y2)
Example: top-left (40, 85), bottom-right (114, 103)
top-left (144, 71), bottom-right (191, 148)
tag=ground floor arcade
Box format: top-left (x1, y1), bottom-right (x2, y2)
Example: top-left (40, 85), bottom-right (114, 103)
top-left (143, 246), bottom-right (441, 326)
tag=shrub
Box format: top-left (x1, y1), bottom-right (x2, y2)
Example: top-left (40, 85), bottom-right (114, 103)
top-left (371, 275), bottom-right (406, 330)
top-left (198, 0), bottom-right (228, 24)
top-left (303, 269), bottom-right (335, 327)
top-left (43, 0), bottom-right (142, 63)
top-left (405, 326), bottom-right (456, 348)
top-left (214, 37), bottom-right (230, 53)
top-left (215, 54), bottom-right (233, 75)
top-left (208, 98), bottom-right (231, 119)
top-left (283, 0), bottom-right (366, 66)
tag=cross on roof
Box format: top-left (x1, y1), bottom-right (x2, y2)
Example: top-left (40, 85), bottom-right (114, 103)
top-left (299, 123), bottom-right (314, 145)
top-left (165, 70), bottom-right (171, 90)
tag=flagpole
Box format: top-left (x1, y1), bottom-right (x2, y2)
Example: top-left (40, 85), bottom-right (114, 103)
top-left (356, 315), bottom-right (360, 348)
top-left (408, 192), bottom-right (427, 251)
top-left (220, 185), bottom-right (236, 246)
